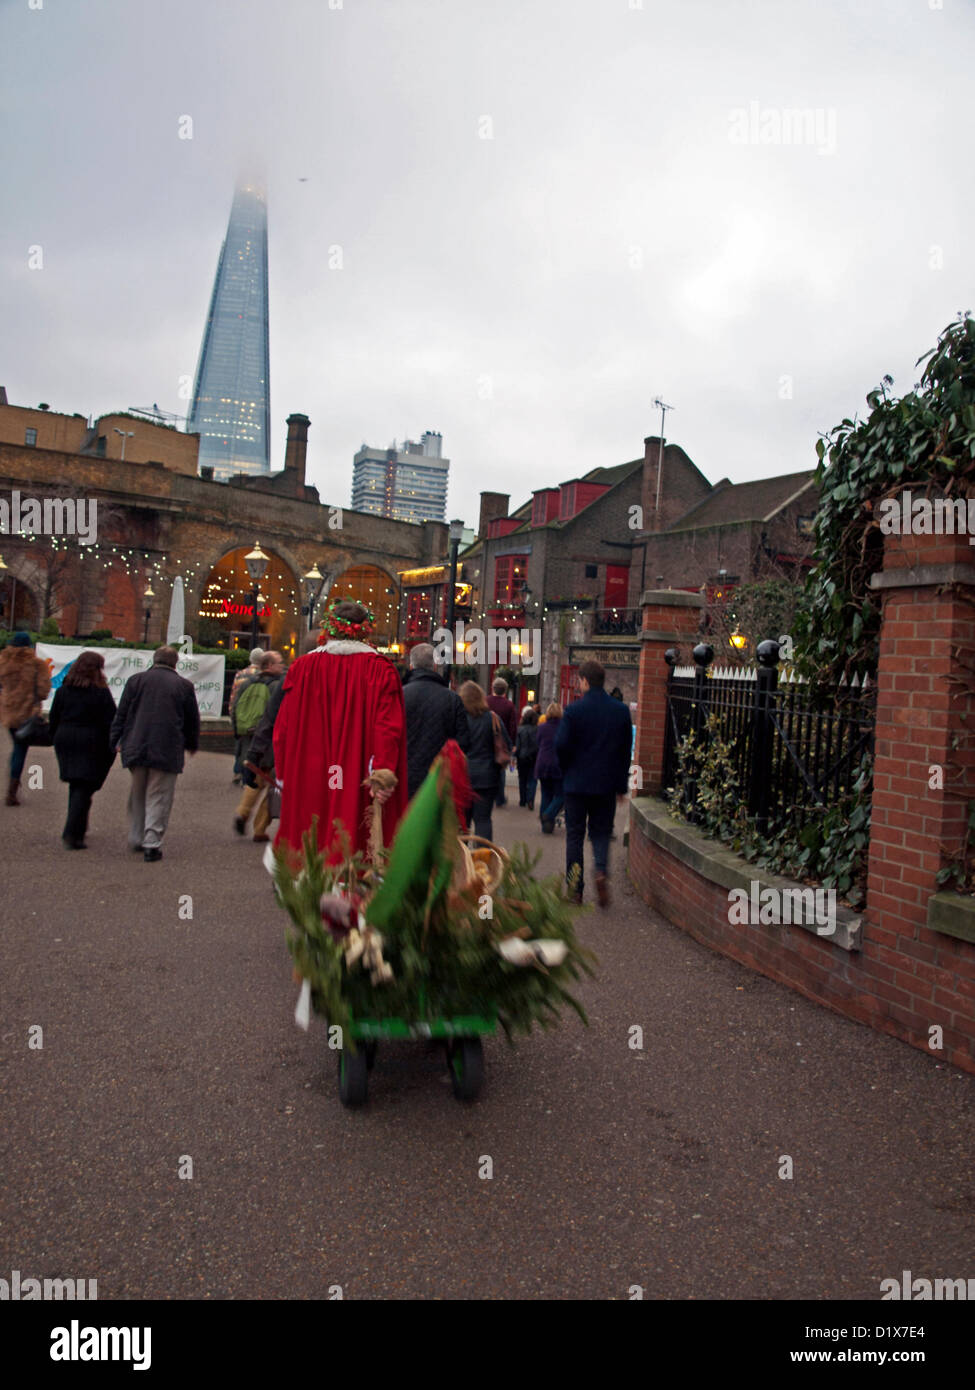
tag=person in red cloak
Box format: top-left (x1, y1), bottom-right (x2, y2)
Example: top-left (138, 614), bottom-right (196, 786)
top-left (272, 600), bottom-right (408, 864)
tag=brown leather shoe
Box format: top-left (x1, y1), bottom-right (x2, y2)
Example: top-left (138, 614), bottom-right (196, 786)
top-left (595, 873), bottom-right (611, 909)
top-left (5, 778), bottom-right (20, 806)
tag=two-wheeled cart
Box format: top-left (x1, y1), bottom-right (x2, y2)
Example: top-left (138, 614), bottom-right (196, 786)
top-left (336, 1004), bottom-right (496, 1107)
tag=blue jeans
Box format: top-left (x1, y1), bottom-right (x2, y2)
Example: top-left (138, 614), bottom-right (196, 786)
top-left (564, 792), bottom-right (616, 896)
top-left (539, 777), bottom-right (564, 823)
top-left (8, 728), bottom-right (27, 781)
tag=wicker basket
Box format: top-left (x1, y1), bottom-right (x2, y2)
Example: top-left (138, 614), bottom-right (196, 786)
top-left (454, 834), bottom-right (509, 894)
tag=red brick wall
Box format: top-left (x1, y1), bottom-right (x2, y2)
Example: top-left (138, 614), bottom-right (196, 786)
top-left (628, 528), bottom-right (975, 1073)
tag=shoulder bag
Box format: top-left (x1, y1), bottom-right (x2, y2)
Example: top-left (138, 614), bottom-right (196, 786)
top-left (14, 668), bottom-right (52, 747)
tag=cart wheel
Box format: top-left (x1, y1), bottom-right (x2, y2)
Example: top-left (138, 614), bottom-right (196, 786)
top-left (448, 1037), bottom-right (484, 1102)
top-left (338, 1047), bottom-right (368, 1107)
top-left (364, 1041), bottom-right (377, 1072)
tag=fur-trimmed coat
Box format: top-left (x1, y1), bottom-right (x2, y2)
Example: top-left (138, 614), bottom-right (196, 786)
top-left (0, 646), bottom-right (52, 729)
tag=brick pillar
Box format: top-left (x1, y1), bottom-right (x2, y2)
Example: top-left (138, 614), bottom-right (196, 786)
top-left (866, 528), bottom-right (975, 1067)
top-left (634, 589), bottom-right (705, 792)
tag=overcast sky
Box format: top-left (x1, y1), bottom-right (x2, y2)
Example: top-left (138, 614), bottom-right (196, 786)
top-left (2, 0), bottom-right (973, 527)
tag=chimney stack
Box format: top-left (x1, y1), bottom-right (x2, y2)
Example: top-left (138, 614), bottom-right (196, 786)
top-left (478, 491), bottom-right (510, 538)
top-left (284, 413), bottom-right (310, 492)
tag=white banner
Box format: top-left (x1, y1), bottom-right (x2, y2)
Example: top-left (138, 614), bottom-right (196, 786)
top-left (37, 645), bottom-right (226, 719)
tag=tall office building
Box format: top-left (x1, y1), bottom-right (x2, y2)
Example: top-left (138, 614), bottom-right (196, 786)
top-left (189, 182), bottom-right (271, 480)
top-left (352, 431), bottom-right (449, 523)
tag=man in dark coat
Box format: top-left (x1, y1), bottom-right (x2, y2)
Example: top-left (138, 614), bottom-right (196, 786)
top-left (403, 643), bottom-right (470, 800)
top-left (487, 676), bottom-right (518, 807)
top-left (110, 646), bottom-right (200, 862)
top-left (555, 659), bottom-right (632, 908)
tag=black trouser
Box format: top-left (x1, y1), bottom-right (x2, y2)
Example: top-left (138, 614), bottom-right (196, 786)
top-left (63, 779), bottom-right (98, 845)
top-left (517, 760), bottom-right (537, 808)
top-left (470, 788), bottom-right (495, 841)
top-left (564, 791), bottom-right (616, 896)
top-left (539, 777), bottom-right (564, 822)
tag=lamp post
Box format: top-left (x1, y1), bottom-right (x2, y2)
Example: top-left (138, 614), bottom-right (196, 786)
top-left (445, 519), bottom-right (464, 655)
top-left (143, 579), bottom-right (154, 644)
top-left (302, 562), bottom-right (327, 632)
top-left (243, 542), bottom-right (269, 647)
top-left (113, 427), bottom-right (135, 461)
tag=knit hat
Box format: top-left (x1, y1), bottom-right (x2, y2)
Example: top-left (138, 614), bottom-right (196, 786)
top-left (11, 631), bottom-right (31, 647)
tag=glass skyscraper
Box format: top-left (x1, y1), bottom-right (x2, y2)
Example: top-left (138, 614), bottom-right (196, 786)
top-left (189, 182), bottom-right (270, 480)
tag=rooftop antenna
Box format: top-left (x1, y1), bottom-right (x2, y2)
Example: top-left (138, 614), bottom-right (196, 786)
top-left (652, 397), bottom-right (674, 517)
top-left (129, 405), bottom-right (189, 429)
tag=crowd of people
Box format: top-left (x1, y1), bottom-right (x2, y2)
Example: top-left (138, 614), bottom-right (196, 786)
top-left (0, 601), bottom-right (634, 904)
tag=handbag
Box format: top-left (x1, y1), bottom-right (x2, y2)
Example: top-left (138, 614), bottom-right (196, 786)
top-left (490, 711), bottom-right (512, 766)
top-left (13, 669), bottom-right (52, 746)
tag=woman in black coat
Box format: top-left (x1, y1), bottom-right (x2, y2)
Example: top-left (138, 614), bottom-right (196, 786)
top-left (534, 703), bottom-right (565, 833)
top-left (459, 680), bottom-right (509, 841)
top-left (48, 651), bottom-right (117, 849)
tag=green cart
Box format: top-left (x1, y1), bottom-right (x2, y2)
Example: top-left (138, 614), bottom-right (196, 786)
top-left (336, 1005), bottom-right (497, 1108)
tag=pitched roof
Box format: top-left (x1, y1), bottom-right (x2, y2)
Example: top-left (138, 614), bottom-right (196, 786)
top-left (666, 470), bottom-right (816, 531)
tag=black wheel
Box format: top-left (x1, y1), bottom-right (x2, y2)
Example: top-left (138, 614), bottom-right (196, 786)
top-left (448, 1037), bottom-right (484, 1102)
top-left (338, 1046), bottom-right (369, 1107)
top-left (364, 1041), bottom-right (377, 1072)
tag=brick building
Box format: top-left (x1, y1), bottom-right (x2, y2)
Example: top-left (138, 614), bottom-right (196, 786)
top-left (460, 435), bottom-right (818, 709)
top-left (0, 393), bottom-right (448, 654)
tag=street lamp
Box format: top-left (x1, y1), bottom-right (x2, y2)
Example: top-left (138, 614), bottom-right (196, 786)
top-left (244, 542), bottom-right (269, 647)
top-left (445, 518), bottom-right (464, 655)
top-left (302, 562), bottom-right (327, 632)
top-left (143, 579), bottom-right (155, 643)
top-left (113, 427), bottom-right (135, 461)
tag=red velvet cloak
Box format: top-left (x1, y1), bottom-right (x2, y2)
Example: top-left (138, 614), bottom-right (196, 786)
top-left (273, 644), bottom-right (408, 864)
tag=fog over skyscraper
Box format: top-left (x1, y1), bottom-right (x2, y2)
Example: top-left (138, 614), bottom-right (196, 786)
top-left (189, 182), bottom-right (270, 480)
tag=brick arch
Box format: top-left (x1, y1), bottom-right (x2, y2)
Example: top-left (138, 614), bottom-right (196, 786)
top-left (0, 554), bottom-right (42, 630)
top-left (182, 538), bottom-right (303, 621)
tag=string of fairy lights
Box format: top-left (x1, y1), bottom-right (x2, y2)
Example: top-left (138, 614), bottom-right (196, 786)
top-left (5, 534), bottom-right (606, 654)
top-left (1, 533), bottom-right (401, 642)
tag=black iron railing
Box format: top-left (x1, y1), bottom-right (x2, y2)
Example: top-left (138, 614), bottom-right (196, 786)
top-left (662, 642), bottom-right (876, 835)
top-left (593, 606), bottom-right (640, 636)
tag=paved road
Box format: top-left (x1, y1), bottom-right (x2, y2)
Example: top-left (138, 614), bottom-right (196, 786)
top-left (1, 751), bottom-right (973, 1300)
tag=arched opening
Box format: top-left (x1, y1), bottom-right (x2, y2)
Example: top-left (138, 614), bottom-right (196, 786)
top-left (0, 571), bottom-right (39, 631)
top-left (197, 547), bottom-right (301, 656)
top-left (328, 565), bottom-right (399, 648)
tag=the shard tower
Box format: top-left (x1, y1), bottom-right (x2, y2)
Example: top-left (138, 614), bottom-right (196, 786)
top-left (189, 181), bottom-right (270, 480)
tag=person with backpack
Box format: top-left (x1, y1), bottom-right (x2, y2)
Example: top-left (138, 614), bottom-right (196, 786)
top-left (515, 706), bottom-right (539, 809)
top-left (229, 647), bottom-right (267, 782)
top-left (233, 650), bottom-right (284, 837)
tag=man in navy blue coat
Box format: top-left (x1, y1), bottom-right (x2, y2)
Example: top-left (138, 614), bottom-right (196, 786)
top-left (554, 659), bottom-right (632, 908)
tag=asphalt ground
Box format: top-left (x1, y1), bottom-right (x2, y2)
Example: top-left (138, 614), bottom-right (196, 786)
top-left (1, 751), bottom-right (973, 1300)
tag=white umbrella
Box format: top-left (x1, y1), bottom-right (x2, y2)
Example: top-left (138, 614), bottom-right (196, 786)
top-left (166, 576), bottom-right (186, 647)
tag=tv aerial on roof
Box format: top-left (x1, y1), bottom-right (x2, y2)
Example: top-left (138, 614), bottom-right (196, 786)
top-left (129, 404), bottom-right (189, 429)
